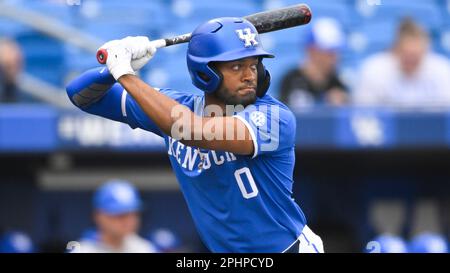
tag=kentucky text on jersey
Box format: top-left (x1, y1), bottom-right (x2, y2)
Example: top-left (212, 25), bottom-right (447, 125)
top-left (66, 67), bottom-right (308, 252)
top-left (167, 137), bottom-right (238, 171)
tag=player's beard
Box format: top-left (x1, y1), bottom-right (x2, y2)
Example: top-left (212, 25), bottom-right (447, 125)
top-left (214, 86), bottom-right (257, 108)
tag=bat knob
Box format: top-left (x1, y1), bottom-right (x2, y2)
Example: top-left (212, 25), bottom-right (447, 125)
top-left (96, 49), bottom-right (108, 64)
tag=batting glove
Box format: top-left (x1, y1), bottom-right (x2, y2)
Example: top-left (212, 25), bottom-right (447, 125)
top-left (122, 36), bottom-right (157, 71)
top-left (99, 40), bottom-right (135, 80)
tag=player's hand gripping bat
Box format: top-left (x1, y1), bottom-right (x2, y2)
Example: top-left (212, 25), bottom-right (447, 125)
top-left (96, 4), bottom-right (312, 64)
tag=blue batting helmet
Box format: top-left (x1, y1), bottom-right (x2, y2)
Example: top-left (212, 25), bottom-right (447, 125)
top-left (147, 228), bottom-right (182, 253)
top-left (187, 17), bottom-right (274, 95)
top-left (93, 179), bottom-right (142, 215)
top-left (365, 234), bottom-right (408, 253)
top-left (408, 232), bottom-right (448, 253)
top-left (0, 232), bottom-right (35, 253)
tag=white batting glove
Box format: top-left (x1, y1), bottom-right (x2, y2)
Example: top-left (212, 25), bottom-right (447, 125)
top-left (99, 40), bottom-right (135, 80)
top-left (122, 36), bottom-right (157, 71)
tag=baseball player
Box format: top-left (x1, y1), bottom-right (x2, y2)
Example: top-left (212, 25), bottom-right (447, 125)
top-left (72, 180), bottom-right (157, 253)
top-left (66, 17), bottom-right (324, 253)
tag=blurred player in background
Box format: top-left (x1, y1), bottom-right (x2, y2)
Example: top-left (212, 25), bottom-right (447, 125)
top-left (408, 232), bottom-right (448, 253)
top-left (279, 17), bottom-right (348, 110)
top-left (73, 179), bottom-right (156, 253)
top-left (0, 231), bottom-right (35, 253)
top-left (365, 234), bottom-right (408, 253)
top-left (67, 17), bottom-right (324, 253)
top-left (353, 18), bottom-right (450, 107)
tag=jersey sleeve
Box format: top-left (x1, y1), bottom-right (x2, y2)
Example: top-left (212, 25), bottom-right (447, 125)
top-left (66, 67), bottom-right (195, 138)
top-left (233, 101), bottom-right (296, 158)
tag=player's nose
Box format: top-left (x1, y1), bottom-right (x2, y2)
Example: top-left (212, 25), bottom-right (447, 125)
top-left (241, 66), bottom-right (257, 83)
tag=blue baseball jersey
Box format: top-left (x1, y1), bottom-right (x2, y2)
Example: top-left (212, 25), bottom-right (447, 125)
top-left (66, 68), bottom-right (307, 253)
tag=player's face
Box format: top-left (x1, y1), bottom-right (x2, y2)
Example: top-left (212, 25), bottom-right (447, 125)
top-left (395, 36), bottom-right (428, 76)
top-left (213, 57), bottom-right (258, 107)
top-left (95, 211), bottom-right (140, 239)
top-left (308, 46), bottom-right (338, 73)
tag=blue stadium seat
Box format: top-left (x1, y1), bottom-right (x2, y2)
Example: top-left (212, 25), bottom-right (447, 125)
top-left (168, 0), bottom-right (259, 26)
top-left (64, 46), bottom-right (99, 74)
top-left (264, 0), bottom-right (354, 28)
top-left (83, 23), bottom-right (155, 41)
top-left (7, 0), bottom-right (72, 21)
top-left (346, 19), bottom-right (397, 59)
top-left (353, 0), bottom-right (443, 31)
top-left (436, 26), bottom-right (450, 57)
top-left (74, 0), bottom-right (167, 37)
top-left (263, 54), bottom-right (300, 98)
top-left (15, 31), bottom-right (65, 85)
top-left (0, 18), bottom-right (31, 37)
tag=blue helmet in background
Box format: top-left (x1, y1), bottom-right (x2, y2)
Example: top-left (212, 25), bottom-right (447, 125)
top-left (408, 232), bottom-right (448, 253)
top-left (0, 232), bottom-right (35, 253)
top-left (147, 228), bottom-right (181, 253)
top-left (93, 180), bottom-right (142, 215)
top-left (187, 17), bottom-right (274, 95)
top-left (365, 234), bottom-right (408, 253)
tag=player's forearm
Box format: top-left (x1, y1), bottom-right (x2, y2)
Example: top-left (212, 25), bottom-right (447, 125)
top-left (118, 74), bottom-right (191, 136)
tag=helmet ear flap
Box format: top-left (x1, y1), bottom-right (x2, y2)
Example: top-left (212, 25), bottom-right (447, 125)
top-left (256, 60), bottom-right (271, 98)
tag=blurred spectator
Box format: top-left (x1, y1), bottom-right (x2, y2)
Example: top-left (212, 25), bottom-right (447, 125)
top-left (352, 18), bottom-right (450, 108)
top-left (0, 231), bottom-right (35, 253)
top-left (279, 17), bottom-right (348, 110)
top-left (0, 38), bottom-right (23, 103)
top-left (408, 232), bottom-right (448, 253)
top-left (72, 180), bottom-right (157, 253)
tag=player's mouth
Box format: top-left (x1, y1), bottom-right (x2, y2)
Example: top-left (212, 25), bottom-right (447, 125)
top-left (238, 86), bottom-right (256, 95)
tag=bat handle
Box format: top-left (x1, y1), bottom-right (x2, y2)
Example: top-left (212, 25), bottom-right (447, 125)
top-left (96, 49), bottom-right (108, 64)
top-left (96, 39), bottom-right (168, 64)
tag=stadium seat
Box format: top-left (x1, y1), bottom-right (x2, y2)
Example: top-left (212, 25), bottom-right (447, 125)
top-left (353, 0), bottom-right (443, 32)
top-left (15, 31), bottom-right (65, 85)
top-left (346, 19), bottom-right (397, 59)
top-left (263, 54), bottom-right (301, 98)
top-left (438, 27), bottom-right (450, 57)
top-left (74, 0), bottom-right (167, 37)
top-left (0, 18), bottom-right (31, 37)
top-left (5, 0), bottom-right (72, 21)
top-left (263, 0), bottom-right (354, 28)
top-left (168, 0), bottom-right (259, 26)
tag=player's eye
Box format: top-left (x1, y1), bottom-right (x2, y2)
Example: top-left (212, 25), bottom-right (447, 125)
top-left (250, 64), bottom-right (257, 71)
top-left (231, 64), bottom-right (240, 71)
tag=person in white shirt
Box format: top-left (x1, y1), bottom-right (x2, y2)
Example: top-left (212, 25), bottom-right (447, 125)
top-left (352, 18), bottom-right (450, 108)
top-left (72, 180), bottom-right (157, 253)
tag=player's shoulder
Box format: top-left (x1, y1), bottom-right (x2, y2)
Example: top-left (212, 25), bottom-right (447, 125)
top-left (125, 234), bottom-right (158, 253)
top-left (424, 53), bottom-right (450, 70)
top-left (157, 88), bottom-right (203, 110)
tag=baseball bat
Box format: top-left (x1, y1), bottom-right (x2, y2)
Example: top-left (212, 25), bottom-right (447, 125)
top-left (96, 4), bottom-right (312, 64)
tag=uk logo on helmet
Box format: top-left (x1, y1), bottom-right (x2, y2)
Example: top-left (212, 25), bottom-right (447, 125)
top-left (235, 28), bottom-right (259, 48)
